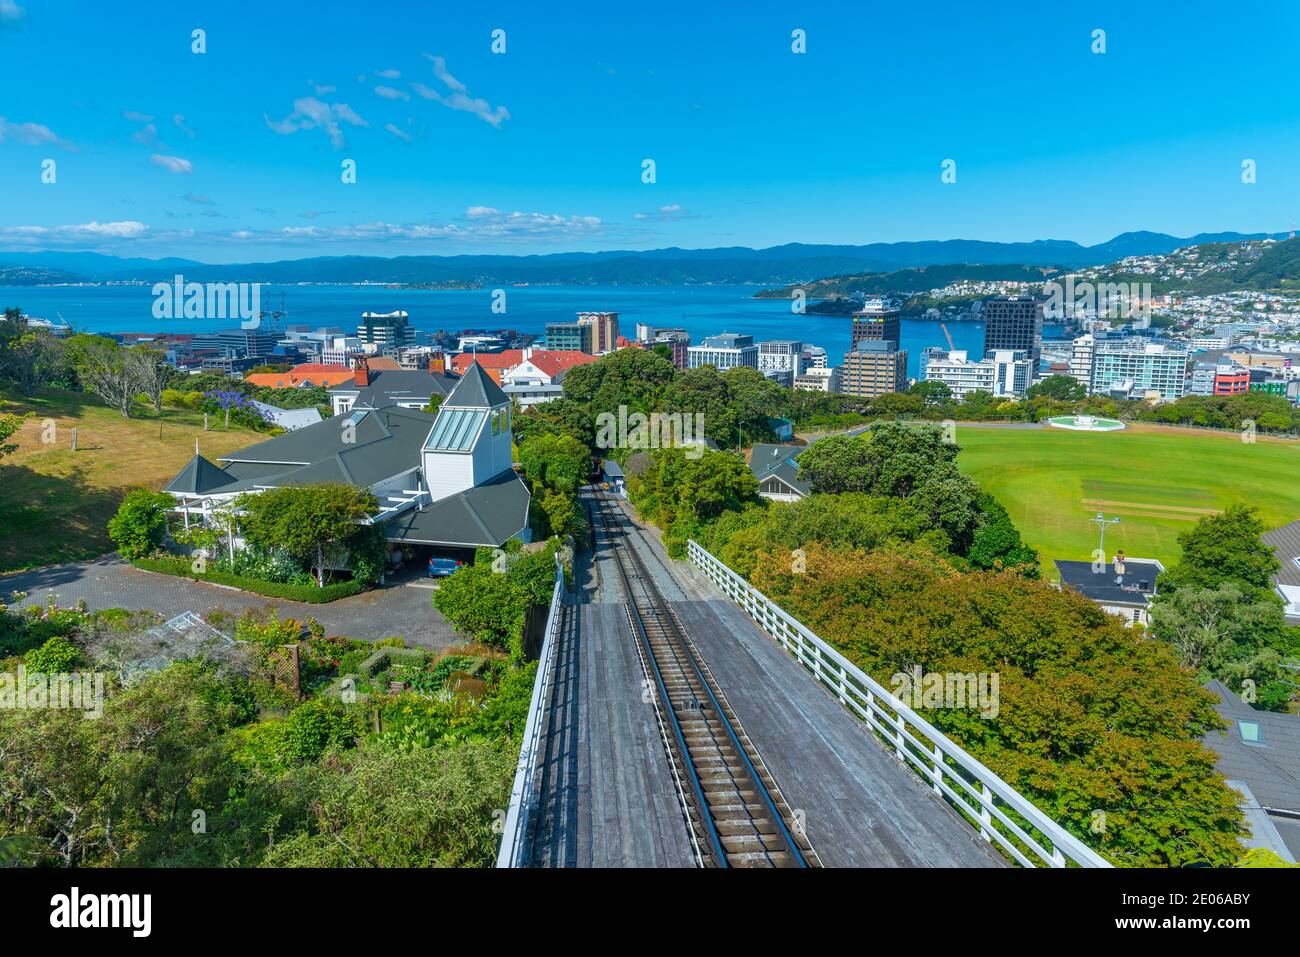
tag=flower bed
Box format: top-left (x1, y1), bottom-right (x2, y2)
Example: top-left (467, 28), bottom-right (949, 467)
top-left (132, 556), bottom-right (366, 603)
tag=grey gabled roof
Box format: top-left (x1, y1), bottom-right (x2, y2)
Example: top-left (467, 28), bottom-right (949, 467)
top-left (1263, 519), bottom-right (1300, 588)
top-left (164, 454), bottom-right (237, 494)
top-left (383, 468), bottom-right (530, 547)
top-left (444, 361), bottom-right (508, 409)
top-left (162, 406), bottom-right (438, 496)
top-left (1201, 679), bottom-right (1300, 858)
top-left (748, 443), bottom-right (811, 496)
top-left (330, 368), bottom-right (458, 407)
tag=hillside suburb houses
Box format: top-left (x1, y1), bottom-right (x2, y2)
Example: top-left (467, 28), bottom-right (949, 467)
top-left (163, 362), bottom-right (531, 555)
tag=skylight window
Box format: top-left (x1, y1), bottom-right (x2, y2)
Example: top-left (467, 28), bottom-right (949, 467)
top-left (1237, 720), bottom-right (1262, 744)
top-left (425, 408), bottom-right (486, 451)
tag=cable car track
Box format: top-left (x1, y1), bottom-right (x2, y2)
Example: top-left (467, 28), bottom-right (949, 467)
top-left (595, 491), bottom-right (817, 868)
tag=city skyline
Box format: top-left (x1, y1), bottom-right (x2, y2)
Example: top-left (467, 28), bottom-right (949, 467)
top-left (2, 0), bottom-right (1298, 261)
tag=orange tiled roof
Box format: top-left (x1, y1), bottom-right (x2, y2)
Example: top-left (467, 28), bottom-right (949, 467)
top-left (449, 349), bottom-right (598, 376)
top-left (365, 356), bottom-right (402, 370)
top-left (244, 363), bottom-right (355, 389)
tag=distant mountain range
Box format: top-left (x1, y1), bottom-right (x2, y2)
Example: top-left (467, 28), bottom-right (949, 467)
top-left (0, 231), bottom-right (1292, 287)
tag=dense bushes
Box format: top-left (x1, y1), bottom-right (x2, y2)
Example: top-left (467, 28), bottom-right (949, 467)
top-left (432, 541), bottom-right (560, 660)
top-left (749, 544), bottom-right (1246, 867)
top-left (132, 556), bottom-right (365, 603)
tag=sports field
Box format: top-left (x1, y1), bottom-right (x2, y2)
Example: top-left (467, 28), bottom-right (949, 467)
top-left (955, 423), bottom-right (1300, 573)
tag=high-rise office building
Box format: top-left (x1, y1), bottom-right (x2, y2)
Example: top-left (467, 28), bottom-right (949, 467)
top-left (357, 311), bottom-right (413, 350)
top-left (982, 297), bottom-right (1043, 374)
top-left (841, 340), bottom-right (907, 398)
top-left (851, 299), bottom-right (901, 350)
top-left (546, 321), bottom-right (594, 354)
top-left (576, 311), bottom-right (619, 354)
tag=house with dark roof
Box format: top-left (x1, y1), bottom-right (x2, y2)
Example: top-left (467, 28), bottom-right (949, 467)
top-left (1201, 680), bottom-right (1300, 863)
top-left (328, 357), bottom-right (459, 415)
top-left (747, 443), bottom-right (811, 502)
top-left (165, 363), bottom-right (530, 553)
top-left (1262, 519), bottom-right (1300, 622)
top-left (1053, 553), bottom-right (1164, 626)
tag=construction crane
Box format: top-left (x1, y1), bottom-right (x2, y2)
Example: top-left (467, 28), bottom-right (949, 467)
top-left (940, 322), bottom-right (956, 351)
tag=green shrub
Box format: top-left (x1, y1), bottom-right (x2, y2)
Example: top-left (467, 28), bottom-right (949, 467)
top-left (24, 635), bottom-right (80, 674)
top-left (108, 489), bottom-right (174, 560)
top-left (234, 698), bottom-right (364, 773)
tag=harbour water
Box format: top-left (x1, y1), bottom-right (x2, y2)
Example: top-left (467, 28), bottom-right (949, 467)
top-left (2, 283), bottom-right (1065, 381)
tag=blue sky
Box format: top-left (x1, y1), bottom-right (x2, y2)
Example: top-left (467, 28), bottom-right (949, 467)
top-left (1, 0), bottom-right (1297, 262)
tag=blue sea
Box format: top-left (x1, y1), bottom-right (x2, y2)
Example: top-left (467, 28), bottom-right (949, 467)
top-left (2, 283), bottom-right (1065, 381)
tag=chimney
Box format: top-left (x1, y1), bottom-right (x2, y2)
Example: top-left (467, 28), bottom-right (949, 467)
top-left (427, 351), bottom-right (445, 375)
top-left (354, 358), bottom-right (370, 387)
top-left (523, 346), bottom-right (532, 361)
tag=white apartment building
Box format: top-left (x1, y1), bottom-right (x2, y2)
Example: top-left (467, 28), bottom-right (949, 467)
top-left (758, 339), bottom-right (805, 379)
top-left (921, 348), bottom-right (1032, 400)
top-left (1090, 340), bottom-right (1190, 400)
top-left (1069, 334), bottom-right (1096, 390)
top-left (793, 365), bottom-right (841, 393)
top-left (687, 333), bottom-right (759, 371)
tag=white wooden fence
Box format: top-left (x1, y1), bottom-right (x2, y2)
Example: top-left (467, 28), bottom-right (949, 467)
top-left (495, 560), bottom-right (566, 868)
top-left (688, 539), bottom-right (1111, 868)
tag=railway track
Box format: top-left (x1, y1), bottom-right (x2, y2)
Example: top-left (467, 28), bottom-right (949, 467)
top-left (595, 491), bottom-right (818, 869)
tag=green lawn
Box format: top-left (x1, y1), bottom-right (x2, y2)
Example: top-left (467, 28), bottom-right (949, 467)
top-left (0, 387), bottom-right (260, 573)
top-left (955, 423), bottom-right (1300, 573)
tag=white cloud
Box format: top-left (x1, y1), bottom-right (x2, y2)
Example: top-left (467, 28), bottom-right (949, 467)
top-left (151, 154), bottom-right (193, 174)
top-left (122, 110), bottom-right (155, 123)
top-left (0, 220), bottom-right (150, 245)
top-left (182, 193), bottom-right (214, 205)
top-left (374, 85), bottom-right (409, 101)
top-left (384, 122), bottom-right (413, 144)
top-left (634, 203), bottom-right (695, 222)
top-left (0, 1), bottom-right (25, 24)
top-left (265, 96), bottom-right (369, 149)
top-left (375, 68), bottom-right (400, 79)
top-left (132, 123), bottom-right (162, 148)
top-left (412, 54), bottom-right (509, 128)
top-left (173, 113), bottom-right (196, 137)
top-left (0, 116), bottom-right (72, 149)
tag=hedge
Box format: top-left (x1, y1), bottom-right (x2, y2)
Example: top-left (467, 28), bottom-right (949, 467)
top-left (132, 557), bottom-right (366, 603)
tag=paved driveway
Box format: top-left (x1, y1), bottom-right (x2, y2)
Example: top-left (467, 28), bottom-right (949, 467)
top-left (0, 556), bottom-right (460, 649)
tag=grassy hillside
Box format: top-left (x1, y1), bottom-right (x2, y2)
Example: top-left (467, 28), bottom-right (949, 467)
top-left (754, 262), bottom-right (1066, 299)
top-left (0, 388), bottom-right (259, 572)
top-left (955, 424), bottom-right (1300, 574)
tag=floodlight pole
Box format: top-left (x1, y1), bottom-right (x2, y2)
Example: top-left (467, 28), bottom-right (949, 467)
top-left (1091, 512), bottom-right (1120, 562)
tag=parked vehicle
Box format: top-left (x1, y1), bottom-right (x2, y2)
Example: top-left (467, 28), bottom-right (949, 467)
top-left (427, 557), bottom-right (464, 578)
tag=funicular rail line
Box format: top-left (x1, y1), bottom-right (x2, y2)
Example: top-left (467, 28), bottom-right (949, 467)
top-left (595, 491), bottom-right (817, 868)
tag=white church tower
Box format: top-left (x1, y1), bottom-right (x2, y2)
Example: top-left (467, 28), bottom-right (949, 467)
top-left (421, 362), bottom-right (514, 502)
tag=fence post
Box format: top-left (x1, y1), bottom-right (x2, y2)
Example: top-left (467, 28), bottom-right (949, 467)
top-left (931, 744), bottom-right (943, 796)
top-left (979, 784), bottom-right (993, 842)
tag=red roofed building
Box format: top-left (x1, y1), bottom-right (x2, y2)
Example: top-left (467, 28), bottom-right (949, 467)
top-left (245, 363), bottom-right (356, 389)
top-left (451, 347), bottom-right (601, 407)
